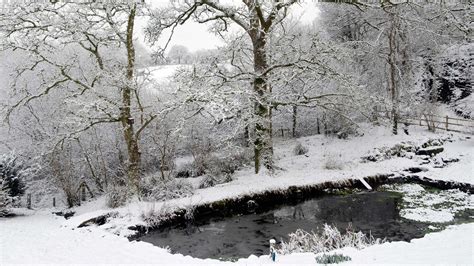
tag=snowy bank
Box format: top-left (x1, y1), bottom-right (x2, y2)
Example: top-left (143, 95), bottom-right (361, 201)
top-left (1, 212), bottom-right (472, 264)
top-left (64, 126), bottom-right (473, 237)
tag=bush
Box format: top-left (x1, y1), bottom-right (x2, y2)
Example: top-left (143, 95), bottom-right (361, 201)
top-left (175, 148), bottom-right (251, 182)
top-left (105, 185), bottom-right (129, 208)
top-left (361, 143), bottom-right (416, 162)
top-left (141, 203), bottom-right (178, 228)
top-left (175, 161), bottom-right (205, 178)
top-left (206, 155), bottom-right (237, 176)
top-left (278, 224), bottom-right (384, 255)
top-left (322, 113), bottom-right (358, 139)
top-left (195, 149), bottom-right (250, 188)
top-left (315, 253), bottom-right (351, 264)
top-left (0, 180), bottom-right (12, 217)
top-left (324, 154), bottom-right (344, 170)
top-left (141, 176), bottom-right (194, 201)
top-left (199, 173), bottom-right (233, 189)
top-left (0, 153), bottom-right (34, 198)
top-left (0, 153), bottom-right (37, 211)
top-left (293, 142), bottom-right (309, 156)
top-left (198, 175), bottom-right (218, 189)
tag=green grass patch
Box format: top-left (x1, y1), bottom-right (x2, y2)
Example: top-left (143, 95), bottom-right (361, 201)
top-left (316, 253), bottom-right (352, 264)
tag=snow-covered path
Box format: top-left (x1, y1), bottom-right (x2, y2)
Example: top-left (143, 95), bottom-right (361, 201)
top-left (1, 212), bottom-right (473, 264)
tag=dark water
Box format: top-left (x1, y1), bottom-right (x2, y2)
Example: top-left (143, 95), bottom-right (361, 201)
top-left (140, 191), bottom-right (432, 259)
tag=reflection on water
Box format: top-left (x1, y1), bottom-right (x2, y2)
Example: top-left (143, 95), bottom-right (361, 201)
top-left (140, 191), bottom-right (428, 259)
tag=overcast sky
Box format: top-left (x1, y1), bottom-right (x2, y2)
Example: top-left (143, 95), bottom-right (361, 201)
top-left (140, 0), bottom-right (320, 52)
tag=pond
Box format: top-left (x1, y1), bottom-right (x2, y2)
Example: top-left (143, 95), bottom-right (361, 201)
top-left (139, 184), bottom-right (472, 260)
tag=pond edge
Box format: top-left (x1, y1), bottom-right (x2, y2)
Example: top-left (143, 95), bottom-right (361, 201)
top-left (123, 174), bottom-right (473, 240)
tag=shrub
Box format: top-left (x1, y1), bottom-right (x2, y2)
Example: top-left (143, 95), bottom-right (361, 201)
top-left (175, 148), bottom-right (251, 182)
top-left (278, 224), bottom-right (384, 255)
top-left (175, 161), bottom-right (205, 178)
top-left (0, 153), bottom-right (34, 198)
top-left (206, 156), bottom-right (235, 176)
top-left (141, 177), bottom-right (194, 201)
top-left (141, 203), bottom-right (177, 228)
top-left (105, 185), bottom-right (129, 208)
top-left (199, 173), bottom-right (234, 189)
top-left (324, 154), bottom-right (344, 170)
top-left (315, 253), bottom-right (351, 264)
top-left (207, 149), bottom-right (251, 176)
top-left (183, 204), bottom-right (196, 221)
top-left (322, 113), bottom-right (358, 139)
top-left (0, 153), bottom-right (38, 211)
top-left (293, 142), bottom-right (309, 156)
top-left (0, 180), bottom-right (12, 217)
top-left (198, 175), bottom-right (218, 189)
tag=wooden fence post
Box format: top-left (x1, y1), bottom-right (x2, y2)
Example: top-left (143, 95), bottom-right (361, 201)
top-left (81, 185), bottom-right (86, 201)
top-left (317, 117), bottom-right (320, 134)
top-left (445, 115), bottom-right (449, 131)
top-left (27, 193), bottom-right (32, 209)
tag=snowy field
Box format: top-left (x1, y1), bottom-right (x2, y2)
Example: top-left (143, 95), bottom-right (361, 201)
top-left (1, 125), bottom-right (473, 265)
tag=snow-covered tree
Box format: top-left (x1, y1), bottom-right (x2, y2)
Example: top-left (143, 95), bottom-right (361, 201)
top-left (147, 0), bottom-right (357, 173)
top-left (147, 0), bottom-right (307, 173)
top-left (167, 45), bottom-right (191, 64)
top-left (0, 153), bottom-right (32, 198)
top-left (0, 152), bottom-right (39, 213)
top-left (0, 181), bottom-right (11, 216)
top-left (317, 1), bottom-right (472, 133)
top-left (0, 2), bottom-right (162, 192)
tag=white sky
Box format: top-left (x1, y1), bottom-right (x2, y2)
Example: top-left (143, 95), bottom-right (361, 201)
top-left (140, 0), bottom-right (320, 52)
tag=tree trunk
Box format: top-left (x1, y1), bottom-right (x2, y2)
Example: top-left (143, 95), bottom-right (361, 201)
top-left (251, 31), bottom-right (273, 174)
top-left (121, 5), bottom-right (141, 191)
top-left (388, 14), bottom-right (399, 135)
top-left (317, 117), bottom-right (320, 134)
top-left (244, 125), bottom-right (250, 147)
top-left (292, 105), bottom-right (297, 138)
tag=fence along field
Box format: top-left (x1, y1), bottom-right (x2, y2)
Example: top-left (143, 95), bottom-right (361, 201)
top-left (400, 114), bottom-right (474, 135)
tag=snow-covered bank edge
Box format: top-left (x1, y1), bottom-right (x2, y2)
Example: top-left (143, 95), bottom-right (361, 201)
top-left (237, 223), bottom-right (473, 265)
top-left (62, 130), bottom-right (473, 239)
top-left (2, 210), bottom-right (472, 264)
top-left (70, 174), bottom-right (473, 242)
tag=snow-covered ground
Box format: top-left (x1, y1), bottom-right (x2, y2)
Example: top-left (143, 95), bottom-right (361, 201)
top-left (1, 211), bottom-right (472, 264)
top-left (62, 125), bottom-right (473, 234)
top-left (1, 125), bottom-right (473, 264)
top-left (0, 211), bottom-right (214, 264)
top-left (242, 223), bottom-right (474, 265)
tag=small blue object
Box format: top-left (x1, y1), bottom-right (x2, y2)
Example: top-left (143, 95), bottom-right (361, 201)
top-left (271, 251), bottom-right (276, 262)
